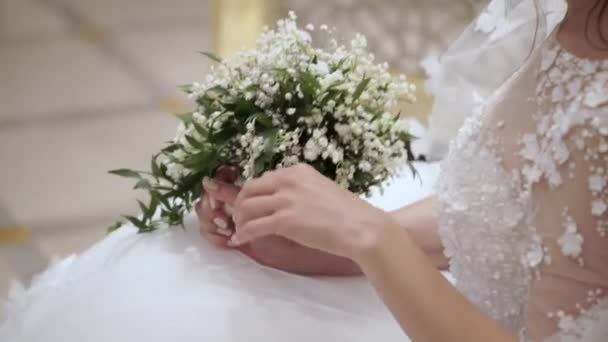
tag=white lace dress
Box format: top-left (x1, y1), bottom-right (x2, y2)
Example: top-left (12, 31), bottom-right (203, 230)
top-left (436, 33), bottom-right (608, 341)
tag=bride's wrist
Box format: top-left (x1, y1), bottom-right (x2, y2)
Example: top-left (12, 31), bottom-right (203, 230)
top-left (350, 213), bottom-right (406, 270)
top-left (322, 256), bottom-right (363, 276)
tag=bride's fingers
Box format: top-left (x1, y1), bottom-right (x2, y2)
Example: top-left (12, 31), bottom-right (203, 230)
top-left (235, 171), bottom-right (280, 207)
top-left (215, 165), bottom-right (240, 183)
top-left (202, 177), bottom-right (240, 204)
top-left (210, 212), bottom-right (234, 237)
top-left (231, 213), bottom-right (287, 246)
top-left (233, 195), bottom-right (282, 228)
top-left (199, 196), bottom-right (234, 237)
top-left (201, 230), bottom-right (230, 248)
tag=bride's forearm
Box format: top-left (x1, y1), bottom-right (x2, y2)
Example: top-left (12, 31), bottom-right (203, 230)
top-left (390, 196), bottom-right (449, 270)
top-left (321, 196), bottom-right (446, 277)
top-left (356, 223), bottom-right (516, 342)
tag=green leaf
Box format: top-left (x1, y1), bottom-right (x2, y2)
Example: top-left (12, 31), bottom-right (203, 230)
top-left (178, 84), bottom-right (192, 94)
top-left (137, 200), bottom-right (149, 218)
top-left (161, 143), bottom-right (180, 154)
top-left (151, 190), bottom-right (171, 210)
top-left (181, 150), bottom-right (214, 170)
top-left (151, 157), bottom-right (162, 177)
top-left (134, 179), bottom-right (152, 190)
top-left (175, 112), bottom-right (193, 123)
top-left (123, 215), bottom-right (148, 231)
top-left (299, 71), bottom-right (321, 99)
top-left (185, 135), bottom-right (204, 149)
top-left (352, 77), bottom-right (371, 101)
top-left (210, 125), bottom-right (238, 145)
top-left (109, 169), bottom-right (142, 179)
top-left (262, 128), bottom-right (279, 154)
top-left (248, 112), bottom-right (273, 128)
top-left (407, 161), bottom-right (419, 179)
top-left (192, 120), bottom-right (208, 137)
top-left (319, 89), bottom-right (343, 108)
top-left (398, 131), bottom-right (416, 143)
top-left (225, 97), bottom-right (259, 119)
top-left (148, 193), bottom-right (160, 214)
top-left (198, 51), bottom-right (223, 63)
top-left (253, 128), bottom-right (279, 176)
top-left (206, 85), bottom-right (229, 98)
top-left (107, 221), bottom-right (123, 233)
top-left (332, 58), bottom-right (347, 72)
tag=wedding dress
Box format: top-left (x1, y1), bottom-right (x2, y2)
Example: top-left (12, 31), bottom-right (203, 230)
top-left (436, 27), bottom-right (608, 342)
top-left (3, 1), bottom-right (607, 342)
top-left (0, 162), bottom-right (438, 342)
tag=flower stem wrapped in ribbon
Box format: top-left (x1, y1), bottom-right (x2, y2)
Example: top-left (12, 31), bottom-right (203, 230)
top-left (109, 12), bottom-right (417, 233)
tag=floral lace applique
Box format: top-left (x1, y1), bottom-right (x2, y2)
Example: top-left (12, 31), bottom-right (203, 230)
top-left (546, 292), bottom-right (608, 341)
top-left (436, 32), bottom-right (608, 341)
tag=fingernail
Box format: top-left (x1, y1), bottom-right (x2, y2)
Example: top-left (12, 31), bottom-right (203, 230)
top-left (224, 203), bottom-right (235, 217)
top-left (213, 217), bottom-right (228, 230)
top-left (209, 197), bottom-right (217, 210)
top-left (202, 177), bottom-right (219, 191)
top-left (217, 228), bottom-right (233, 237)
top-left (228, 235), bottom-right (242, 247)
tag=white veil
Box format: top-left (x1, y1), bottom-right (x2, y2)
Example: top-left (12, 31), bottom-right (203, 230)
top-left (423, 0), bottom-right (567, 160)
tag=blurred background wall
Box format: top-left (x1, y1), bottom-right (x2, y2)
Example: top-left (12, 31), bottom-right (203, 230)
top-left (0, 0), bottom-right (481, 298)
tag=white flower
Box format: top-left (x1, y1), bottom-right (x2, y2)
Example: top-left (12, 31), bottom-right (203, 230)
top-left (359, 160), bottom-right (372, 172)
top-left (172, 149), bottom-right (187, 161)
top-left (303, 139), bottom-right (321, 161)
top-left (522, 164), bottom-right (542, 184)
top-left (557, 313), bottom-right (576, 333)
top-left (558, 219), bottom-right (583, 258)
top-left (591, 200), bottom-right (607, 216)
top-left (286, 107), bottom-right (296, 115)
top-left (166, 162), bottom-right (187, 180)
top-left (525, 244), bottom-right (544, 268)
top-left (331, 149), bottom-right (343, 164)
top-left (589, 174), bottom-right (606, 192)
top-left (311, 61), bottom-right (329, 76)
top-left (212, 120), bottom-right (223, 130)
top-left (318, 136), bottom-right (329, 148)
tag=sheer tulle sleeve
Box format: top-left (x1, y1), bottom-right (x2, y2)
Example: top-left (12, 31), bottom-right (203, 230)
top-left (434, 31), bottom-right (608, 340)
top-left (524, 108), bottom-right (608, 341)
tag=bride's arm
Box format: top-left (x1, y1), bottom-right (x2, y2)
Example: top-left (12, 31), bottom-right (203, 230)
top-left (201, 177), bottom-right (445, 275)
top-left (359, 223), bottom-right (515, 342)
top-left (230, 165), bottom-right (516, 341)
top-left (390, 196), bottom-right (448, 270)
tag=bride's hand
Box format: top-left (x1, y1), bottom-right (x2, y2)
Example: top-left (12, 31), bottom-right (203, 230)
top-left (196, 166), bottom-right (240, 247)
top-left (197, 168), bottom-right (361, 276)
top-left (231, 164), bottom-right (398, 263)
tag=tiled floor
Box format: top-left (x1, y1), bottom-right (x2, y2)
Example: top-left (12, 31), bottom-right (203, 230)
top-left (0, 0), bottom-right (213, 296)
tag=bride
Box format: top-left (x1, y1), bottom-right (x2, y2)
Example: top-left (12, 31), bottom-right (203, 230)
top-left (2, 0), bottom-right (607, 341)
top-left (199, 0), bottom-right (608, 340)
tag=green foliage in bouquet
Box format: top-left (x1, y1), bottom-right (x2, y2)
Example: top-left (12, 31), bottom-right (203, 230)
top-left (109, 12), bottom-right (417, 233)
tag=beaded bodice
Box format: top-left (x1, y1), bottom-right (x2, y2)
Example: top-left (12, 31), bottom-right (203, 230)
top-left (435, 33), bottom-right (608, 341)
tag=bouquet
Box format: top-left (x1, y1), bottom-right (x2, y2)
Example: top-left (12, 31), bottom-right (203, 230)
top-left (109, 12), bottom-right (416, 233)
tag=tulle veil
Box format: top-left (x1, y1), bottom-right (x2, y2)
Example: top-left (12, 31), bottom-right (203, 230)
top-left (424, 0), bottom-right (567, 159)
